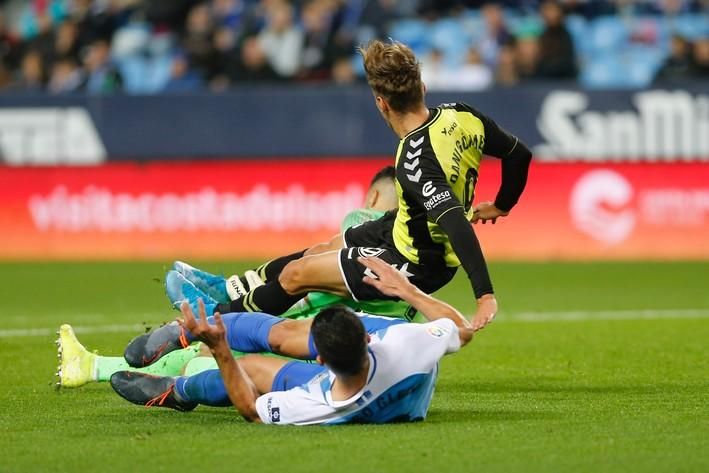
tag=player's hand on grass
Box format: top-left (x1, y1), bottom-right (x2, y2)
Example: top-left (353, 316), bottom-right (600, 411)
top-left (472, 294), bottom-right (497, 331)
top-left (359, 256), bottom-right (415, 299)
top-left (471, 202), bottom-right (509, 224)
top-left (177, 299), bottom-right (227, 349)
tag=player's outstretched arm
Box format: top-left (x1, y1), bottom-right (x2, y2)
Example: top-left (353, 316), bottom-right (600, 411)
top-left (177, 300), bottom-right (262, 423)
top-left (436, 207), bottom-right (498, 331)
top-left (359, 257), bottom-right (474, 346)
top-left (467, 106), bottom-right (532, 224)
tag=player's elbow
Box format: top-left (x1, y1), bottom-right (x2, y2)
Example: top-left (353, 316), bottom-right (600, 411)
top-left (236, 402), bottom-right (261, 423)
top-left (459, 328), bottom-right (474, 347)
top-left (511, 141), bottom-right (533, 163)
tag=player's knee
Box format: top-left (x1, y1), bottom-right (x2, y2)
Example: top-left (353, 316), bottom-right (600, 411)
top-left (304, 242), bottom-right (327, 256)
top-left (279, 260), bottom-right (306, 295)
top-left (267, 320), bottom-right (297, 353)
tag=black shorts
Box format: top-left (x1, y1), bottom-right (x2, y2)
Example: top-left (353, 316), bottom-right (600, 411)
top-left (339, 212), bottom-right (457, 301)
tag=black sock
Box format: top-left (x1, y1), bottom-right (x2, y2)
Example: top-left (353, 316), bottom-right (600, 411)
top-left (224, 280), bottom-right (303, 315)
top-left (254, 250), bottom-right (306, 282)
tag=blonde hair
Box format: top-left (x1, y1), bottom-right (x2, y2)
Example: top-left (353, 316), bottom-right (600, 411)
top-left (359, 40), bottom-right (424, 113)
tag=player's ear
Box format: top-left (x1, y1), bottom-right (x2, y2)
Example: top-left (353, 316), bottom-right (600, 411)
top-left (366, 334), bottom-right (371, 344)
top-left (315, 355), bottom-right (324, 366)
top-left (375, 96), bottom-right (387, 114)
top-left (366, 189), bottom-right (379, 209)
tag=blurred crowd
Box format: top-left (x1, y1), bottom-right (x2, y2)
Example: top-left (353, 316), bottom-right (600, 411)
top-left (0, 0), bottom-right (707, 94)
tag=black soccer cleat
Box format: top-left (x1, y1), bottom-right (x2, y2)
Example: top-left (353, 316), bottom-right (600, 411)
top-left (123, 322), bottom-right (190, 368)
top-left (110, 371), bottom-right (197, 412)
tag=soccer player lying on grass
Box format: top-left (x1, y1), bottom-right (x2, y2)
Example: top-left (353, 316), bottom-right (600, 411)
top-left (55, 293), bottom-right (408, 388)
top-left (55, 169), bottom-right (410, 388)
top-left (110, 256), bottom-right (474, 425)
top-left (171, 40), bottom-right (532, 333)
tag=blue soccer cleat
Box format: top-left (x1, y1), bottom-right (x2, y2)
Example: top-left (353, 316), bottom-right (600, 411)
top-left (165, 270), bottom-right (218, 317)
top-left (172, 261), bottom-right (230, 304)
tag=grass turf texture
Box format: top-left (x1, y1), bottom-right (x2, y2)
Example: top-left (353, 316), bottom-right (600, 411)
top-left (1, 261), bottom-right (707, 473)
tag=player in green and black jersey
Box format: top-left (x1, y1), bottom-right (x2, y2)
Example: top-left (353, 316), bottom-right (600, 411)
top-left (182, 40), bottom-right (531, 332)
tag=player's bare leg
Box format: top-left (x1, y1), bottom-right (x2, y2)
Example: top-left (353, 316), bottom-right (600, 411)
top-left (236, 355), bottom-right (291, 394)
top-left (221, 250), bottom-right (349, 315)
top-left (279, 251), bottom-right (348, 296)
top-left (303, 234), bottom-right (344, 256)
top-left (267, 319), bottom-right (314, 359)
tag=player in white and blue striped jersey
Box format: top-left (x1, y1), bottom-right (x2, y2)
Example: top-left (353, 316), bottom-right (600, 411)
top-left (110, 256), bottom-right (478, 425)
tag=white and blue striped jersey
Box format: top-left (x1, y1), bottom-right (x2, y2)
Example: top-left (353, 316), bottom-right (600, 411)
top-left (254, 318), bottom-right (461, 425)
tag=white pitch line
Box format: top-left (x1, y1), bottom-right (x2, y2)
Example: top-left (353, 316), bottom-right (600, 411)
top-left (2, 309), bottom-right (709, 338)
top-left (0, 324), bottom-right (145, 338)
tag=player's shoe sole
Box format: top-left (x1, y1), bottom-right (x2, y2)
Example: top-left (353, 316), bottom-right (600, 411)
top-left (110, 371), bottom-right (197, 412)
top-left (165, 270), bottom-right (218, 315)
top-left (173, 261), bottom-right (230, 303)
top-left (123, 321), bottom-right (190, 368)
top-left (56, 324), bottom-right (97, 388)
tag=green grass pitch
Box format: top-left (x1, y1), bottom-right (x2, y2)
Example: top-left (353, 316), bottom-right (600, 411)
top-left (1, 261), bottom-right (708, 473)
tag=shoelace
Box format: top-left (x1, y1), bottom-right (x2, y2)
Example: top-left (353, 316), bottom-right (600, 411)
top-left (178, 326), bottom-right (190, 349)
top-left (145, 384), bottom-right (174, 408)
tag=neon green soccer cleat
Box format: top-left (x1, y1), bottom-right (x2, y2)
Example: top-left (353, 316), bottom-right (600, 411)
top-left (56, 324), bottom-right (97, 388)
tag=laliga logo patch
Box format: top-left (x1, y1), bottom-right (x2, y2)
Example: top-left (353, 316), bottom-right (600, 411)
top-left (357, 248), bottom-right (385, 258)
top-left (570, 170), bottom-right (636, 245)
top-left (427, 325), bottom-right (447, 338)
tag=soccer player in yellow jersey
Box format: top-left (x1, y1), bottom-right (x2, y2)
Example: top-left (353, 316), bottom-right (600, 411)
top-left (179, 40), bottom-right (532, 332)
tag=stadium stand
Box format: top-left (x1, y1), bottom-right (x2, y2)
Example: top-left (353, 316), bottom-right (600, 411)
top-left (0, 0), bottom-right (707, 93)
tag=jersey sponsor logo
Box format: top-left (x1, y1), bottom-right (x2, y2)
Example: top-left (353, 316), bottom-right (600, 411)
top-left (450, 133), bottom-right (484, 184)
top-left (427, 325), bottom-right (448, 338)
top-left (441, 121), bottom-right (458, 136)
top-left (423, 191), bottom-right (452, 211)
top-left (422, 181), bottom-right (437, 197)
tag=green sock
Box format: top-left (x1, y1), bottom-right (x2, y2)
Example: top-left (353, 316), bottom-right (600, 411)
top-left (183, 356), bottom-right (219, 376)
top-left (94, 356), bottom-right (131, 382)
top-left (182, 350), bottom-right (294, 377)
top-left (95, 345), bottom-right (203, 381)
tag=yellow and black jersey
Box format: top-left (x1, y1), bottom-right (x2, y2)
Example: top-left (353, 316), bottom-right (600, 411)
top-left (392, 102), bottom-right (531, 297)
